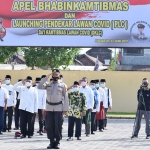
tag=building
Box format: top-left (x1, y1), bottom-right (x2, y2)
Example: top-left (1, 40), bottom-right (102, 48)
top-left (116, 48), bottom-right (150, 71)
top-left (77, 54), bottom-right (103, 66)
top-left (86, 48), bottom-right (112, 65)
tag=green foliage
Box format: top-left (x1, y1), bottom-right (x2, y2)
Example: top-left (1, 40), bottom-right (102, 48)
top-left (0, 47), bottom-right (18, 63)
top-left (109, 54), bottom-right (118, 71)
top-left (22, 47), bottom-right (80, 70)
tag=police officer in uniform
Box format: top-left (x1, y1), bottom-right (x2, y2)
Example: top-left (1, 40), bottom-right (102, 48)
top-left (38, 69), bottom-right (68, 149)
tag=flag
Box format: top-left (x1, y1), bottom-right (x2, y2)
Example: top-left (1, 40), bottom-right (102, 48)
top-left (94, 55), bottom-right (99, 71)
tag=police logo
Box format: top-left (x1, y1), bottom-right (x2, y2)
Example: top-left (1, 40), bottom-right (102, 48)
top-left (130, 21), bottom-right (150, 43)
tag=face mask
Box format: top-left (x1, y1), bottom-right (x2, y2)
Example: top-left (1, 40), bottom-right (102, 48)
top-left (100, 83), bottom-right (105, 88)
top-left (25, 82), bottom-right (31, 87)
top-left (81, 81), bottom-right (87, 86)
top-left (52, 76), bottom-right (59, 81)
top-left (73, 87), bottom-right (79, 92)
top-left (95, 84), bottom-right (99, 88)
top-left (90, 85), bottom-right (95, 89)
top-left (5, 80), bottom-right (10, 85)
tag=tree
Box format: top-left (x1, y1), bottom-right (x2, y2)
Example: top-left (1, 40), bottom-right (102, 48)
top-left (109, 54), bottom-right (118, 71)
top-left (0, 47), bottom-right (18, 63)
top-left (22, 47), bottom-right (81, 70)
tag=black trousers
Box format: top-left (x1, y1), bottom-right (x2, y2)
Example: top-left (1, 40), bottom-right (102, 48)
top-left (38, 109), bottom-right (44, 132)
top-left (20, 110), bottom-right (34, 137)
top-left (104, 108), bottom-right (108, 128)
top-left (46, 111), bottom-right (62, 142)
top-left (91, 112), bottom-right (96, 133)
top-left (4, 106), bottom-right (13, 130)
top-left (68, 116), bottom-right (82, 137)
top-left (99, 120), bottom-right (104, 130)
top-left (14, 100), bottom-right (20, 129)
top-left (31, 114), bottom-right (36, 136)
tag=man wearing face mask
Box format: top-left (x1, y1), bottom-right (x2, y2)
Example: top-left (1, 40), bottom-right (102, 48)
top-left (38, 69), bottom-right (68, 149)
top-left (67, 81), bottom-right (86, 141)
top-left (0, 79), bottom-right (9, 135)
top-left (2, 75), bottom-right (16, 132)
top-left (100, 79), bottom-right (112, 130)
top-left (34, 77), bottom-right (46, 136)
top-left (79, 77), bottom-right (94, 137)
top-left (13, 76), bottom-right (38, 138)
top-left (95, 79), bottom-right (107, 132)
top-left (89, 80), bottom-right (100, 135)
top-left (131, 78), bottom-right (150, 139)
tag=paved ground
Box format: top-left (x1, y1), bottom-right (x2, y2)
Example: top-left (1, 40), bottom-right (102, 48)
top-left (0, 118), bottom-right (150, 150)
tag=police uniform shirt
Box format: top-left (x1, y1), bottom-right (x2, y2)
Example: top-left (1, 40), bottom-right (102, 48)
top-left (38, 78), bottom-right (68, 112)
top-left (13, 81), bottom-right (38, 113)
top-left (35, 87), bottom-right (46, 109)
top-left (2, 84), bottom-right (16, 107)
top-left (80, 86), bottom-right (94, 109)
top-left (0, 87), bottom-right (9, 107)
top-left (102, 87), bottom-right (112, 108)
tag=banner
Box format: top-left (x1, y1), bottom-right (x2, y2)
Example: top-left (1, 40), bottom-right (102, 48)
top-left (0, 0), bottom-right (150, 47)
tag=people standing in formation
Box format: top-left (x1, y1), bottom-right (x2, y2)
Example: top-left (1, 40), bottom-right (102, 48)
top-left (0, 71), bottom-right (113, 149)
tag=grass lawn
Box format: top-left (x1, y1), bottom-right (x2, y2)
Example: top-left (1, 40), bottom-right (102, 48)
top-left (108, 112), bottom-right (136, 118)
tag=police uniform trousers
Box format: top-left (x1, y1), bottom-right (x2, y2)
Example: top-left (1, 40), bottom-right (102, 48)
top-left (20, 110), bottom-right (35, 137)
top-left (0, 106), bottom-right (4, 133)
top-left (14, 99), bottom-right (20, 129)
top-left (91, 112), bottom-right (96, 133)
top-left (4, 107), bottom-right (13, 130)
top-left (68, 116), bottom-right (82, 137)
top-left (46, 111), bottom-right (62, 142)
top-left (38, 109), bottom-right (44, 132)
top-left (134, 110), bottom-right (150, 136)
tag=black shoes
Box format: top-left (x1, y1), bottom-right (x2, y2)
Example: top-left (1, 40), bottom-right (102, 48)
top-left (0, 132), bottom-right (3, 135)
top-left (47, 142), bottom-right (60, 149)
top-left (131, 135), bottom-right (138, 139)
top-left (67, 137), bottom-right (73, 141)
top-left (146, 135), bottom-right (150, 139)
top-left (28, 136), bottom-right (32, 138)
top-left (99, 129), bottom-right (103, 132)
top-left (77, 137), bottom-right (81, 140)
top-left (47, 144), bottom-right (54, 149)
top-left (13, 128), bottom-right (19, 130)
top-left (39, 131), bottom-right (43, 135)
top-left (91, 132), bottom-right (95, 135)
top-left (20, 135), bottom-right (26, 138)
top-left (86, 134), bottom-right (89, 137)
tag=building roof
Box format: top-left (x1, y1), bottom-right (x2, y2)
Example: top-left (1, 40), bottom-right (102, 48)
top-left (83, 54), bottom-right (103, 66)
top-left (116, 65), bottom-right (150, 71)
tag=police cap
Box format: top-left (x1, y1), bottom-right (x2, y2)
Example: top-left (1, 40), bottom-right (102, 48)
top-left (137, 24), bottom-right (145, 28)
top-left (52, 69), bottom-right (60, 74)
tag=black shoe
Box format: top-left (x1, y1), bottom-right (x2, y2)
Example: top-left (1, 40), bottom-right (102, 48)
top-left (54, 143), bottom-right (60, 149)
top-left (28, 136), bottom-right (32, 138)
top-left (8, 130), bottom-right (11, 132)
top-left (67, 137), bottom-right (73, 141)
top-left (47, 144), bottom-right (54, 149)
top-left (0, 132), bottom-right (3, 135)
top-left (91, 132), bottom-right (95, 134)
top-left (13, 128), bottom-right (19, 130)
top-left (39, 131), bottom-right (43, 135)
top-left (20, 135), bottom-right (26, 138)
top-left (2, 130), bottom-right (6, 132)
top-left (77, 137), bottom-right (81, 140)
top-left (99, 129), bottom-right (103, 132)
top-left (131, 135), bottom-right (138, 139)
top-left (146, 135), bottom-right (150, 139)
top-left (86, 134), bottom-right (89, 137)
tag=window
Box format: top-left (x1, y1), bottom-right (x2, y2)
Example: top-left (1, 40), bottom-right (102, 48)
top-left (123, 48), bottom-right (144, 56)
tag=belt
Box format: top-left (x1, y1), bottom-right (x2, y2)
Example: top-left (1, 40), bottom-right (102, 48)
top-left (46, 100), bottom-right (62, 105)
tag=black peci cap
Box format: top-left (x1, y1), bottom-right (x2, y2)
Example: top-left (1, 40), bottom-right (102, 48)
top-left (5, 75), bottom-right (11, 79)
top-left (18, 79), bottom-right (22, 82)
top-left (90, 80), bottom-right (96, 84)
top-left (35, 77), bottom-right (41, 82)
top-left (74, 81), bottom-right (79, 85)
top-left (26, 76), bottom-right (32, 80)
top-left (100, 79), bottom-right (106, 82)
top-left (41, 75), bottom-right (46, 79)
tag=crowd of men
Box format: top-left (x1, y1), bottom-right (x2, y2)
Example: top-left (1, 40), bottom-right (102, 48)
top-left (0, 69), bottom-right (112, 149)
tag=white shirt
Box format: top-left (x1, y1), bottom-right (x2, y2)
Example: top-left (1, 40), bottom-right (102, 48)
top-left (0, 87), bottom-right (9, 107)
top-left (80, 86), bottom-right (94, 109)
top-left (35, 87), bottom-right (46, 109)
top-left (13, 81), bottom-right (38, 113)
top-left (102, 87), bottom-right (112, 108)
top-left (92, 88), bottom-right (100, 112)
top-left (98, 87), bottom-right (107, 108)
top-left (2, 84), bottom-right (16, 107)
